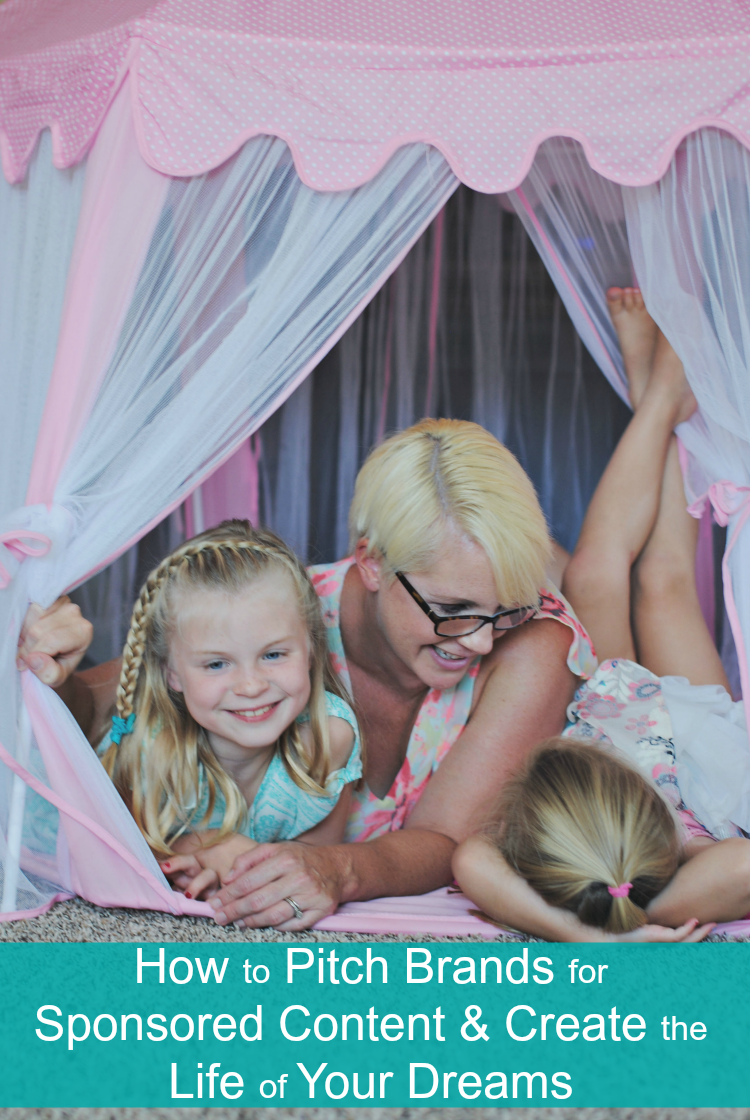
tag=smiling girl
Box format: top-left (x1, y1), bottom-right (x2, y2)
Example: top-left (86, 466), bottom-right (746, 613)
top-left (97, 523), bottom-right (361, 917)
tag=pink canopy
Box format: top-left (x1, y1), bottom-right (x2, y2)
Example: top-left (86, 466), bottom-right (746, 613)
top-left (2, 0), bottom-right (750, 189)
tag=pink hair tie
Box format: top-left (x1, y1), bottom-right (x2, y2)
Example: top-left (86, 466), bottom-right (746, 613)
top-left (608, 882), bottom-right (632, 898)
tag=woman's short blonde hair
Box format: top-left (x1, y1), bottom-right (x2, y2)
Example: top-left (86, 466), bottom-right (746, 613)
top-left (349, 418), bottom-right (550, 606)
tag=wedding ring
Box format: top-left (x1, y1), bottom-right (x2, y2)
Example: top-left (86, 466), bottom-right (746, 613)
top-left (284, 896), bottom-right (304, 921)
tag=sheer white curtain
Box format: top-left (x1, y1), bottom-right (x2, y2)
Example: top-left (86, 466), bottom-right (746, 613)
top-left (0, 132), bottom-right (86, 916)
top-left (624, 130), bottom-right (750, 705)
top-left (69, 180), bottom-right (638, 666)
top-left (45, 142), bottom-right (457, 592)
top-left (0, 112), bottom-right (457, 915)
top-left (507, 138), bottom-right (632, 403)
top-left (0, 132), bottom-right (86, 516)
top-left (253, 186), bottom-right (630, 562)
top-left (507, 134), bottom-right (743, 695)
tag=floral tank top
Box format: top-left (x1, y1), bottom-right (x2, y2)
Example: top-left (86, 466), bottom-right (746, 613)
top-left (309, 558), bottom-right (597, 842)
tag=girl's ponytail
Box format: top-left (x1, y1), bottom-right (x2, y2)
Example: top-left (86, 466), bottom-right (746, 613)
top-left (494, 738), bottom-right (680, 934)
top-left (575, 879), bottom-right (652, 935)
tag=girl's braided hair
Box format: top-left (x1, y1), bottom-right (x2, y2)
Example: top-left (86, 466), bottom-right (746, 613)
top-left (101, 520), bottom-right (352, 856)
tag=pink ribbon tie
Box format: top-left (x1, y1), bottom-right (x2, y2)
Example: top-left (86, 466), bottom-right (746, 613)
top-left (608, 882), bottom-right (632, 899)
top-left (687, 480), bottom-right (750, 709)
top-left (0, 530), bottom-right (52, 589)
top-left (687, 480), bottom-right (750, 528)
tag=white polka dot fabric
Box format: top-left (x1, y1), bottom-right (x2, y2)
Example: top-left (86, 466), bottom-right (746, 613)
top-left (2, 0), bottom-right (750, 187)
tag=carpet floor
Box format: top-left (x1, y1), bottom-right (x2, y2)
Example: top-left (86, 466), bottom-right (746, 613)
top-left (2, 1108), bottom-right (749, 1119)
top-left (0, 897), bottom-right (748, 943)
top-left (0, 897), bottom-right (528, 943)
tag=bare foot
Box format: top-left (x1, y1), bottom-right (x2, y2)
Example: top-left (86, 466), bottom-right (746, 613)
top-left (607, 287), bottom-right (658, 408)
top-left (648, 329), bottom-right (697, 426)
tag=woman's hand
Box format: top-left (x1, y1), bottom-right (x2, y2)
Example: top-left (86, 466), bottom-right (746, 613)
top-left (17, 598), bottom-right (93, 687)
top-left (610, 918), bottom-right (715, 944)
top-left (208, 841), bottom-right (348, 931)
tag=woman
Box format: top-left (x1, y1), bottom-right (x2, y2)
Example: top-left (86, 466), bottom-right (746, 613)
top-left (18, 419), bottom-right (594, 929)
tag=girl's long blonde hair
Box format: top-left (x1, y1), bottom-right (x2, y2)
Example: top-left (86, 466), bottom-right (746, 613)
top-left (102, 520), bottom-right (351, 856)
top-left (495, 738), bottom-right (680, 933)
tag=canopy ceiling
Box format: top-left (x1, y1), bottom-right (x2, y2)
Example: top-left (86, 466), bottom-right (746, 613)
top-left (1, 0), bottom-right (750, 189)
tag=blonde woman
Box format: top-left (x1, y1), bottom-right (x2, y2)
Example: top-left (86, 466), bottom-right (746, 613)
top-left (454, 291), bottom-right (750, 941)
top-left (19, 420), bottom-right (595, 929)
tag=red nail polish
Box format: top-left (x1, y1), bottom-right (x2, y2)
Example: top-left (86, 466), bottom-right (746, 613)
top-left (185, 892), bottom-right (192, 899)
top-left (163, 862), bottom-right (171, 870)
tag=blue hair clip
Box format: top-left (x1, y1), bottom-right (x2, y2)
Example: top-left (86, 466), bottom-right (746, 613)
top-left (110, 712), bottom-right (135, 745)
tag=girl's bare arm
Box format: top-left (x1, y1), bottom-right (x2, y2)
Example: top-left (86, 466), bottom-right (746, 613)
top-left (647, 837), bottom-right (750, 926)
top-left (453, 835), bottom-right (608, 942)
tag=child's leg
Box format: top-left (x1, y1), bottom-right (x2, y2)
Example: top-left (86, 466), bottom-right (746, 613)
top-left (632, 437), bottom-right (730, 687)
top-left (546, 541), bottom-right (571, 588)
top-left (563, 290), bottom-right (694, 662)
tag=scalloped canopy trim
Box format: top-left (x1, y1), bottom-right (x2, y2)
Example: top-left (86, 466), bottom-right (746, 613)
top-left (2, 0), bottom-right (750, 188)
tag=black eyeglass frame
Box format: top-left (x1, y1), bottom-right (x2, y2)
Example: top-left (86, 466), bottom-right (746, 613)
top-left (395, 571), bottom-right (539, 637)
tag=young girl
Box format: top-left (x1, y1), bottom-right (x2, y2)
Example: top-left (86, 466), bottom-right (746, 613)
top-left (98, 521), bottom-right (362, 916)
top-left (485, 737), bottom-right (684, 935)
top-left (453, 289), bottom-right (750, 942)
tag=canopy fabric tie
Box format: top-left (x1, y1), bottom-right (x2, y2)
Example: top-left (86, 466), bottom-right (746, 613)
top-left (0, 531), bottom-right (51, 589)
top-left (687, 481), bottom-right (750, 710)
top-left (0, 503), bottom-right (73, 596)
top-left (688, 480), bottom-right (750, 530)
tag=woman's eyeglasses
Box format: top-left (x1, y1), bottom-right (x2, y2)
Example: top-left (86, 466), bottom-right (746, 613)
top-left (395, 572), bottom-right (538, 638)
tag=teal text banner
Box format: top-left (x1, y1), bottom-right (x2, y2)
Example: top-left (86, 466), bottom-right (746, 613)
top-left (0, 942), bottom-right (748, 1106)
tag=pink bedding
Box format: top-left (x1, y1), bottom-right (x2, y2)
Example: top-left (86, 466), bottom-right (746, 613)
top-left (315, 886), bottom-right (750, 941)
